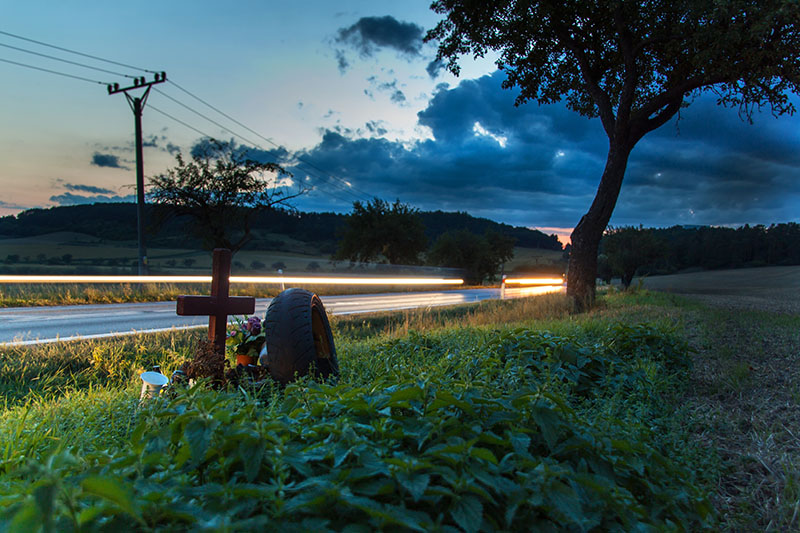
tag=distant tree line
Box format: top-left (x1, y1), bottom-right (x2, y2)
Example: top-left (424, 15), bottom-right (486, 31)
top-left (334, 198), bottom-right (517, 284)
top-left (598, 223), bottom-right (800, 287)
top-left (0, 203), bottom-right (560, 256)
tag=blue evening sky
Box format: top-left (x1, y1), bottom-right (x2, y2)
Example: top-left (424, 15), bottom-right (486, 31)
top-left (2, 0), bottom-right (799, 244)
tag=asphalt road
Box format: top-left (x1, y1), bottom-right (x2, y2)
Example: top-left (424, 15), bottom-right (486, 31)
top-left (0, 286), bottom-right (561, 345)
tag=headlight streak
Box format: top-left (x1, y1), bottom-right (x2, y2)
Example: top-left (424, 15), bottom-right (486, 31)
top-left (503, 277), bottom-right (565, 286)
top-left (0, 275), bottom-right (464, 286)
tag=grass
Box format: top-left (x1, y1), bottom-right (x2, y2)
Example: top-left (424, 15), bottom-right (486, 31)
top-left (2, 287), bottom-right (795, 529)
top-left (0, 290), bottom-right (718, 530)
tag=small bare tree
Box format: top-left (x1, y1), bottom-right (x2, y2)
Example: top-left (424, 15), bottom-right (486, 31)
top-left (148, 139), bottom-right (306, 253)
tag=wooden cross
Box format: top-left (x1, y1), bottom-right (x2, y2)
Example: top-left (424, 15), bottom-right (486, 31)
top-left (176, 248), bottom-right (255, 355)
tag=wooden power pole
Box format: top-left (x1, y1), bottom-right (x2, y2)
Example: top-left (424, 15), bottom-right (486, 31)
top-left (108, 72), bottom-right (167, 275)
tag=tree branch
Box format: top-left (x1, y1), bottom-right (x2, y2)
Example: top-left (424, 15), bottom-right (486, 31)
top-left (554, 27), bottom-right (616, 138)
top-left (615, 6), bottom-right (639, 123)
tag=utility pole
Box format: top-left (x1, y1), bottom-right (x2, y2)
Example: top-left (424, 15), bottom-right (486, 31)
top-left (108, 72), bottom-right (167, 275)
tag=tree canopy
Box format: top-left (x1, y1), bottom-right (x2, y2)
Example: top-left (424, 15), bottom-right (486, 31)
top-left (147, 139), bottom-right (305, 253)
top-left (335, 198), bottom-right (428, 265)
top-left (427, 229), bottom-right (515, 284)
top-left (428, 0), bottom-right (800, 308)
top-left (601, 226), bottom-right (663, 288)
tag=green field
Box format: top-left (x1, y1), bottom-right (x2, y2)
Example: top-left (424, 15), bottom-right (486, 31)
top-left (0, 232), bottom-right (561, 276)
top-left (0, 232), bottom-right (338, 275)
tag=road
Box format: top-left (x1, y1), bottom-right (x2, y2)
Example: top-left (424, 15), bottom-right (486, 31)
top-left (0, 286), bottom-right (562, 346)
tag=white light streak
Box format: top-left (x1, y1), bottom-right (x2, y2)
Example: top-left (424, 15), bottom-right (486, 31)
top-left (503, 277), bottom-right (565, 286)
top-left (0, 275), bottom-right (464, 286)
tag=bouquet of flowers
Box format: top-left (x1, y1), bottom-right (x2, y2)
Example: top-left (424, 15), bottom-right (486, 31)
top-left (226, 316), bottom-right (265, 357)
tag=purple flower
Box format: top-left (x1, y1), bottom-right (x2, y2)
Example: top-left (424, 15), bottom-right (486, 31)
top-left (244, 316), bottom-right (262, 336)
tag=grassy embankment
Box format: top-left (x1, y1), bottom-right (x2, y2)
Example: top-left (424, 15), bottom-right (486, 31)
top-left (4, 288), bottom-right (793, 530)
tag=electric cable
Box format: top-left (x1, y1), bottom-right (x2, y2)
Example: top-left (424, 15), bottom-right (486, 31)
top-left (167, 79), bottom-right (374, 201)
top-left (0, 56), bottom-right (106, 84)
top-left (0, 29), bottom-right (157, 73)
top-left (147, 104), bottom-right (357, 206)
top-left (154, 86), bottom-right (367, 202)
top-left (0, 41), bottom-right (139, 78)
top-left (0, 29), bottom-right (374, 205)
top-left (149, 104), bottom-right (214, 139)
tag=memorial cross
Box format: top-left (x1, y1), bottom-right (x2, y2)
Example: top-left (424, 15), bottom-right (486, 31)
top-left (176, 248), bottom-right (255, 355)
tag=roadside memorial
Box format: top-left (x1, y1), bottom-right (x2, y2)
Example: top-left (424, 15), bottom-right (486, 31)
top-left (173, 248), bottom-right (339, 388)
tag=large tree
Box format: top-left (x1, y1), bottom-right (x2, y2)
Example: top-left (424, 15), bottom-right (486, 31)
top-left (602, 226), bottom-right (663, 288)
top-left (335, 198), bottom-right (428, 265)
top-left (428, 0), bottom-right (800, 309)
top-left (148, 139), bottom-right (305, 253)
top-left (427, 228), bottom-right (515, 284)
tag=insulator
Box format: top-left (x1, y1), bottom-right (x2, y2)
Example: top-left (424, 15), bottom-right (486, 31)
top-left (161, 71), bottom-right (166, 80)
top-left (107, 84), bottom-right (112, 94)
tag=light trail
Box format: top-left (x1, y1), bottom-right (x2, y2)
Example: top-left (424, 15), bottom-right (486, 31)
top-left (0, 275), bottom-right (464, 285)
top-left (503, 277), bottom-right (565, 286)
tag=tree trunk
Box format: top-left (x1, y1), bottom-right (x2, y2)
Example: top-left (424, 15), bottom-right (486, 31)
top-left (567, 141), bottom-right (633, 311)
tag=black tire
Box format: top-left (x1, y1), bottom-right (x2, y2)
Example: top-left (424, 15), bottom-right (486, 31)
top-left (264, 288), bottom-right (338, 384)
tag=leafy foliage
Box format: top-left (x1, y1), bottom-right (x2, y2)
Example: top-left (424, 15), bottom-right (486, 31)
top-left (148, 139), bottom-right (305, 252)
top-left (601, 226), bottom-right (663, 288)
top-left (427, 229), bottom-right (515, 284)
top-left (0, 310), bottom-right (713, 531)
top-left (335, 198), bottom-right (428, 265)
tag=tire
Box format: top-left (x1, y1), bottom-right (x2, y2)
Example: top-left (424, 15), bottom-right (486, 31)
top-left (264, 288), bottom-right (338, 384)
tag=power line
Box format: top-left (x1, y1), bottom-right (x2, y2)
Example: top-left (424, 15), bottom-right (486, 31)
top-left (153, 86), bottom-right (367, 202)
top-left (0, 41), bottom-right (138, 78)
top-left (166, 79), bottom-right (374, 201)
top-left (0, 56), bottom-right (106, 84)
top-left (0, 29), bottom-right (157, 73)
top-left (149, 104), bottom-right (213, 138)
top-left (154, 88), bottom-right (264, 151)
top-left (147, 103), bottom-right (357, 205)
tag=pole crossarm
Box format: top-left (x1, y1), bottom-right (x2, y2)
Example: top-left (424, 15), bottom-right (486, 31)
top-left (107, 72), bottom-right (167, 95)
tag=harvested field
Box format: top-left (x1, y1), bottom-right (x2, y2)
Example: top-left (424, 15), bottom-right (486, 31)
top-left (641, 267), bottom-right (800, 530)
top-left (642, 266), bottom-right (800, 315)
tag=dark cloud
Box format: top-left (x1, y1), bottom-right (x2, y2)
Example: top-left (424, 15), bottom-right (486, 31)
top-left (290, 71), bottom-right (800, 230)
top-left (370, 78), bottom-right (408, 106)
top-left (189, 138), bottom-right (289, 165)
top-left (390, 90), bottom-right (406, 104)
top-left (50, 192), bottom-right (136, 206)
top-left (90, 153), bottom-right (128, 169)
top-left (0, 200), bottom-right (29, 210)
top-left (335, 49), bottom-right (349, 73)
top-left (365, 120), bottom-right (388, 136)
top-left (426, 59), bottom-right (444, 79)
top-left (142, 135), bottom-right (159, 148)
top-left (336, 16), bottom-right (424, 58)
top-left (64, 183), bottom-right (115, 195)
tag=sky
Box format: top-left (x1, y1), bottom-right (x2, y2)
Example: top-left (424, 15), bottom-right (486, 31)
top-left (2, 0), bottom-right (800, 245)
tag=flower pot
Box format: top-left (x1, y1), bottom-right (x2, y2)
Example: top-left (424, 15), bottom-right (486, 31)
top-left (236, 354), bottom-right (256, 367)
